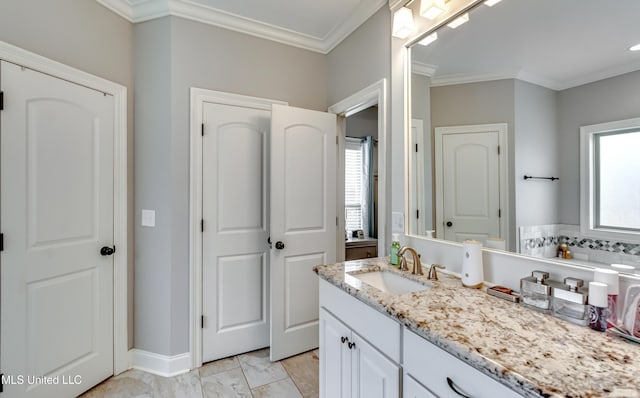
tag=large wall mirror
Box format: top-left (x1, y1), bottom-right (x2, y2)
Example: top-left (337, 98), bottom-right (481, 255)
top-left (408, 0), bottom-right (640, 273)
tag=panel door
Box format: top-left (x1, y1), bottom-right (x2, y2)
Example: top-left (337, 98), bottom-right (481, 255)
top-left (270, 104), bottom-right (336, 361)
top-left (441, 131), bottom-right (500, 242)
top-left (1, 61), bottom-right (114, 397)
top-left (319, 309), bottom-right (351, 398)
top-left (350, 332), bottom-right (400, 398)
top-left (202, 102), bottom-right (270, 362)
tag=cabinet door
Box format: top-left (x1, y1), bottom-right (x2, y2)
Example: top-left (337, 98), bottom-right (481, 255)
top-left (320, 309), bottom-right (352, 398)
top-left (404, 374), bottom-right (437, 398)
top-left (351, 332), bottom-right (400, 398)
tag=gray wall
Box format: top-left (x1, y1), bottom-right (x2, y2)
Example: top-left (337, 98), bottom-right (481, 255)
top-left (135, 16), bottom-right (328, 356)
top-left (430, 79), bottom-right (516, 248)
top-left (514, 80), bottom-right (559, 227)
top-left (0, 0), bottom-right (135, 348)
top-left (346, 106), bottom-right (379, 139)
top-left (557, 69), bottom-right (640, 225)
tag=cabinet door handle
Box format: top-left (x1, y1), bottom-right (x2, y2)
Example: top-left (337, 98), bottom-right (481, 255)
top-left (341, 336), bottom-right (348, 344)
top-left (446, 377), bottom-right (472, 398)
top-left (348, 342), bottom-right (356, 350)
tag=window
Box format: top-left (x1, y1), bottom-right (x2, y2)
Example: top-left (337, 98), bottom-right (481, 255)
top-left (345, 139), bottom-right (363, 232)
top-left (580, 118), bottom-right (640, 242)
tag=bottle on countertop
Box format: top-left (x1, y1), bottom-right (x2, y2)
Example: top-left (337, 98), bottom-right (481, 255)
top-left (594, 268), bottom-right (619, 328)
top-left (390, 234), bottom-right (401, 266)
top-left (552, 277), bottom-right (589, 326)
top-left (588, 282), bottom-right (609, 332)
top-left (520, 271), bottom-right (555, 313)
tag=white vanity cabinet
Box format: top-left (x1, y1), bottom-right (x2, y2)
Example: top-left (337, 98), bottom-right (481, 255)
top-left (403, 329), bottom-right (522, 398)
top-left (319, 280), bottom-right (401, 398)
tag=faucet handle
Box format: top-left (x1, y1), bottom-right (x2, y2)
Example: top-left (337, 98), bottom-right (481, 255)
top-left (428, 264), bottom-right (445, 281)
top-left (399, 256), bottom-right (409, 271)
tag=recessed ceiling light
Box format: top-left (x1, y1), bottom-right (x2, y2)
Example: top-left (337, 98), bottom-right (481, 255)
top-left (420, 0), bottom-right (446, 20)
top-left (419, 32), bottom-right (438, 47)
top-left (629, 43), bottom-right (640, 51)
top-left (484, 0), bottom-right (502, 6)
top-left (392, 7), bottom-right (415, 39)
top-left (447, 13), bottom-right (469, 29)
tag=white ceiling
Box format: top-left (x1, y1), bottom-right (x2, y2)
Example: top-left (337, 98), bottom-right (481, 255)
top-left (412, 0), bottom-right (640, 90)
top-left (96, 0), bottom-right (386, 54)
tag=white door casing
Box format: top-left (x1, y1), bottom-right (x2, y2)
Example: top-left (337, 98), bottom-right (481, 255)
top-left (201, 103), bottom-right (271, 362)
top-left (434, 124), bottom-right (508, 246)
top-left (270, 103), bottom-right (337, 361)
top-left (409, 119), bottom-right (426, 236)
top-left (1, 61), bottom-right (115, 397)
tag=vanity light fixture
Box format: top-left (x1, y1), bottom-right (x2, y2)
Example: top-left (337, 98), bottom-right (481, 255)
top-left (418, 32), bottom-right (438, 46)
top-left (484, 0), bottom-right (502, 6)
top-left (420, 0), bottom-right (446, 20)
top-left (392, 7), bottom-right (415, 39)
top-left (629, 43), bottom-right (640, 51)
top-left (447, 13), bottom-right (469, 28)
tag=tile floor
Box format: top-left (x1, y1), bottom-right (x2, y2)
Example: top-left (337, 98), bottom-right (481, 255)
top-left (81, 348), bottom-right (319, 398)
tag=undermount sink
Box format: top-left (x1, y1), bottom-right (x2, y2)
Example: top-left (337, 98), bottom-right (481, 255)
top-left (349, 270), bottom-right (431, 295)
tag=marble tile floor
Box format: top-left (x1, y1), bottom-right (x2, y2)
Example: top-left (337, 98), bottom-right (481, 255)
top-left (81, 348), bottom-right (319, 398)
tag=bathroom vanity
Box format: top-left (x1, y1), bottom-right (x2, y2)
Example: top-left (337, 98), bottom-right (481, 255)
top-left (315, 258), bottom-right (640, 397)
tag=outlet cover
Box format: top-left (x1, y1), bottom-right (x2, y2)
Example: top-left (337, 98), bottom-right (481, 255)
top-left (141, 209), bottom-right (155, 227)
top-left (392, 212), bottom-right (404, 233)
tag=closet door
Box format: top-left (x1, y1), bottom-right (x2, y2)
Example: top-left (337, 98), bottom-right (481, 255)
top-left (270, 104), bottom-right (337, 361)
top-left (202, 102), bottom-right (270, 362)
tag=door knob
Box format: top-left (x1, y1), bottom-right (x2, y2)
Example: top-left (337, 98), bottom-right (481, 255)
top-left (275, 241), bottom-right (285, 250)
top-left (446, 221), bottom-right (453, 227)
top-left (100, 246), bottom-right (115, 256)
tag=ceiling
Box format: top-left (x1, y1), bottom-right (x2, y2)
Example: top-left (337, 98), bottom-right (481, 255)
top-left (96, 0), bottom-right (387, 54)
top-left (411, 0), bottom-right (640, 90)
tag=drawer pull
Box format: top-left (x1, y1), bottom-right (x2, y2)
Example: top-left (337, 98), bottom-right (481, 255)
top-left (348, 341), bottom-right (356, 350)
top-left (341, 336), bottom-right (349, 344)
top-left (447, 377), bottom-right (472, 398)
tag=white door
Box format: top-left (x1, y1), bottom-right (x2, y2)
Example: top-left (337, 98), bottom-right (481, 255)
top-left (436, 126), bottom-right (502, 243)
top-left (270, 104), bottom-right (336, 361)
top-left (319, 309), bottom-right (351, 398)
top-left (403, 374), bottom-right (437, 398)
top-left (351, 332), bottom-right (400, 398)
top-left (1, 61), bottom-right (114, 397)
top-left (202, 102), bottom-right (270, 362)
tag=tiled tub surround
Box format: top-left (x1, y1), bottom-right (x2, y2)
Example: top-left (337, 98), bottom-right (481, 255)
top-left (315, 258), bottom-right (640, 398)
top-left (519, 224), bottom-right (640, 269)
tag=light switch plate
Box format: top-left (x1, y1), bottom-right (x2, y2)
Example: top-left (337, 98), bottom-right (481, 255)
top-left (392, 212), bottom-right (404, 233)
top-left (141, 209), bottom-right (155, 227)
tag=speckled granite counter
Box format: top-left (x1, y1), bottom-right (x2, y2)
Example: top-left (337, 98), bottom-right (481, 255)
top-left (314, 258), bottom-right (640, 398)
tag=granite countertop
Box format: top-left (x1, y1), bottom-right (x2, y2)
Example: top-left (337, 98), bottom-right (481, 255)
top-left (314, 258), bottom-right (640, 398)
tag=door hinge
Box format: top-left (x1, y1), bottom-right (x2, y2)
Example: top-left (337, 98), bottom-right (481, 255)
top-left (201, 123), bottom-right (204, 136)
top-left (0, 372), bottom-right (3, 392)
top-left (201, 219), bottom-right (204, 232)
top-left (497, 145), bottom-right (501, 155)
top-left (0, 92), bottom-right (4, 111)
top-left (336, 217), bottom-right (338, 226)
top-left (416, 209), bottom-right (419, 219)
top-left (498, 209), bottom-right (502, 218)
top-left (0, 233), bottom-right (3, 252)
top-left (336, 136), bottom-right (338, 145)
top-left (415, 143), bottom-right (418, 152)
top-left (201, 315), bottom-right (204, 329)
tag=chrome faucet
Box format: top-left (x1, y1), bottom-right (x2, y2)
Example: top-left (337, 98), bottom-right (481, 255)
top-left (398, 246), bottom-right (423, 275)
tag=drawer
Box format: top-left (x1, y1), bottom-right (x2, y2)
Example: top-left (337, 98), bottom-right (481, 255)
top-left (345, 246), bottom-right (378, 260)
top-left (320, 279), bottom-right (401, 362)
top-left (403, 329), bottom-right (521, 398)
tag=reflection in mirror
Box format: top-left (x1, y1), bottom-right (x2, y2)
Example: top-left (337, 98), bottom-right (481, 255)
top-left (408, 0), bottom-right (640, 273)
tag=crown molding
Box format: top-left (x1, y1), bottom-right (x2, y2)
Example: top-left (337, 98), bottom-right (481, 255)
top-left (412, 61), bottom-right (437, 77)
top-left (96, 0), bottom-right (386, 54)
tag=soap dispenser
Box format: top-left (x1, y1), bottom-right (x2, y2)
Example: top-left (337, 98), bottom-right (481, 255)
top-left (520, 271), bottom-right (553, 313)
top-left (390, 234), bottom-right (401, 266)
top-left (552, 277), bottom-right (588, 326)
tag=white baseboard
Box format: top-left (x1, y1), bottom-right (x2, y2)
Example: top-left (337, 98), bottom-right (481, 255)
top-left (129, 349), bottom-right (192, 377)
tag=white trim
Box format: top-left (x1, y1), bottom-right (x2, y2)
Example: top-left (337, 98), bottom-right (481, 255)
top-left (189, 88), bottom-right (287, 370)
top-left (411, 61), bottom-right (437, 77)
top-left (580, 118), bottom-right (640, 243)
top-left (433, 123), bottom-right (509, 248)
top-left (129, 349), bottom-right (191, 378)
top-left (329, 79), bottom-right (388, 258)
top-left (0, 40), bottom-right (129, 375)
top-left (96, 0), bottom-right (386, 54)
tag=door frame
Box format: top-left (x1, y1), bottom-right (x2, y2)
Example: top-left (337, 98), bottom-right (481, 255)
top-left (434, 123), bottom-right (509, 247)
top-left (0, 41), bottom-right (129, 375)
top-left (328, 79), bottom-right (388, 260)
top-left (188, 88), bottom-right (287, 369)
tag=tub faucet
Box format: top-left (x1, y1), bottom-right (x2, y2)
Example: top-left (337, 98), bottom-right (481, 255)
top-left (398, 246), bottom-right (422, 275)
